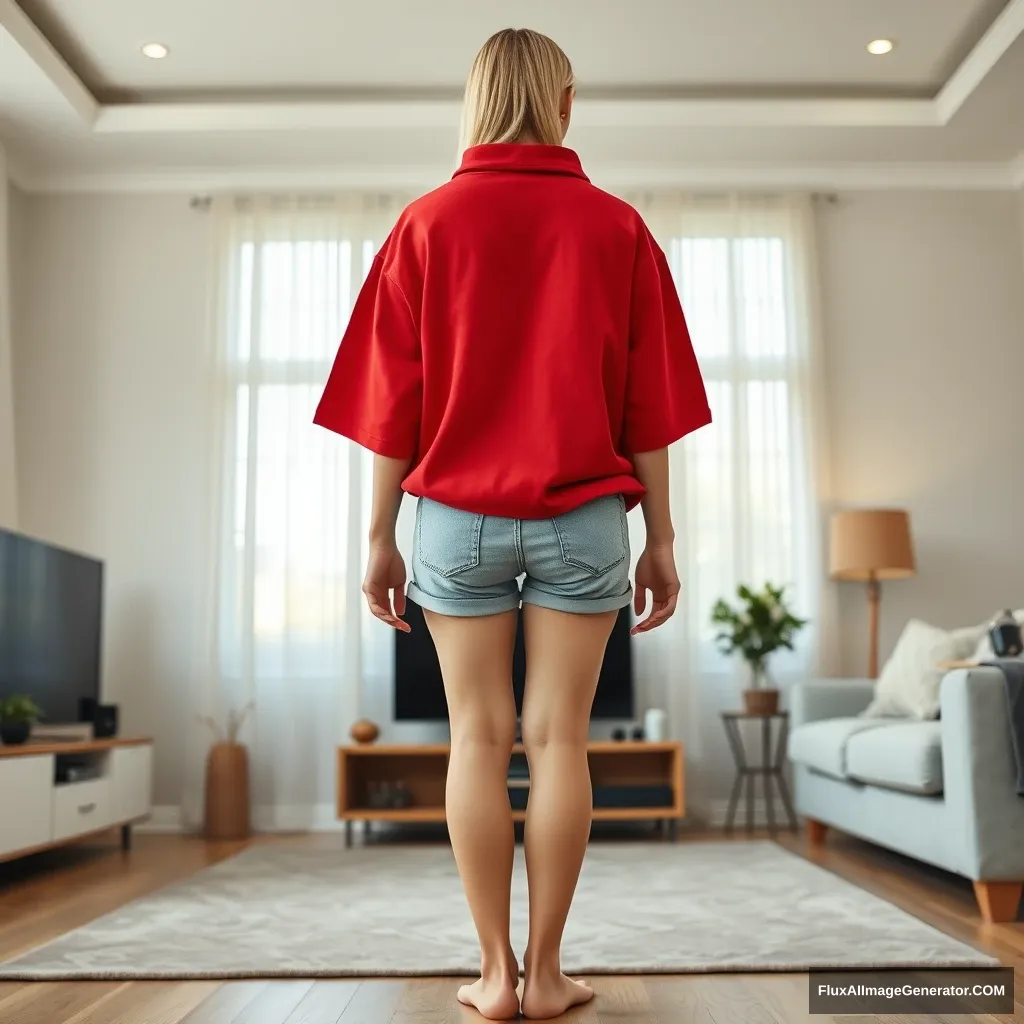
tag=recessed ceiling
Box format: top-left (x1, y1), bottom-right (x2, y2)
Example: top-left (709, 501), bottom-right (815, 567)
top-left (12, 0), bottom-right (1013, 98)
top-left (2, 0), bottom-right (1024, 190)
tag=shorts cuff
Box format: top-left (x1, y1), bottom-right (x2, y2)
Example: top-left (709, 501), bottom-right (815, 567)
top-left (406, 584), bottom-right (522, 618)
top-left (520, 585), bottom-right (634, 616)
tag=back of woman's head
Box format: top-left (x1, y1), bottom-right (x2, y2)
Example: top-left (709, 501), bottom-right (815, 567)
top-left (460, 28), bottom-right (575, 151)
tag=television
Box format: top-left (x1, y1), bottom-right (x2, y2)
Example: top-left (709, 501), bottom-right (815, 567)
top-left (0, 528), bottom-right (103, 724)
top-left (395, 598), bottom-right (633, 721)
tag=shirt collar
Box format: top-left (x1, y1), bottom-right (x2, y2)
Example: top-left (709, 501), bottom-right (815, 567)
top-left (454, 144), bottom-right (590, 182)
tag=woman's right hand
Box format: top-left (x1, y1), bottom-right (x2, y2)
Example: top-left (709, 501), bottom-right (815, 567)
top-left (631, 542), bottom-right (680, 634)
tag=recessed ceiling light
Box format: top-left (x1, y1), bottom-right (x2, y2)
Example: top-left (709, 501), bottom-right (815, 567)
top-left (141, 42), bottom-right (169, 60)
top-left (867, 39), bottom-right (895, 56)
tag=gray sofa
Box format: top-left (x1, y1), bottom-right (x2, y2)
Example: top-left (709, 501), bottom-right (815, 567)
top-left (788, 668), bottom-right (1024, 922)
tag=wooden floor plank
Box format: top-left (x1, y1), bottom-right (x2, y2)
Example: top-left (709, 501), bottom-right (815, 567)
top-left (280, 981), bottom-right (361, 1024)
top-left (180, 981), bottom-right (270, 1022)
top-left (0, 980), bottom-right (123, 1024)
top-left (334, 981), bottom-right (406, 1024)
top-left (591, 975), bottom-right (656, 1024)
top-left (226, 980), bottom-right (316, 1023)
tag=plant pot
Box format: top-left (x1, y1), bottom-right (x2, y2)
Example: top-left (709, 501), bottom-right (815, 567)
top-left (743, 688), bottom-right (780, 716)
top-left (203, 741), bottom-right (251, 840)
top-left (0, 721), bottom-right (31, 745)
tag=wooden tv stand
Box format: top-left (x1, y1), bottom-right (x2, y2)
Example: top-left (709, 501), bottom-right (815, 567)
top-left (337, 741), bottom-right (684, 846)
top-left (0, 736), bottom-right (153, 864)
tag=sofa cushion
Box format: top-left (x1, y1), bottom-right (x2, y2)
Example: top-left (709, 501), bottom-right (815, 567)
top-left (788, 718), bottom-right (895, 780)
top-left (844, 721), bottom-right (943, 795)
top-left (863, 619), bottom-right (983, 721)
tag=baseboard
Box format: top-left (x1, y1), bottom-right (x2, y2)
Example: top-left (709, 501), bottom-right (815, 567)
top-left (252, 804), bottom-right (349, 832)
top-left (137, 805), bottom-right (185, 833)
top-left (706, 798), bottom-right (799, 830)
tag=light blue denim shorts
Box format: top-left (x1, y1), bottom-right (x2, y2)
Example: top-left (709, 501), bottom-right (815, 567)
top-left (407, 494), bottom-right (633, 617)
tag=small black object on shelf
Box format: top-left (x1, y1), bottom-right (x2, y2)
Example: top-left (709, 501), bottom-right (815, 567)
top-left (989, 610), bottom-right (1023, 658)
top-left (630, 726), bottom-right (645, 741)
top-left (611, 727), bottom-right (627, 741)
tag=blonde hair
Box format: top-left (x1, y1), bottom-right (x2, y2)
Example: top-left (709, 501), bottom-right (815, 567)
top-left (460, 29), bottom-right (575, 151)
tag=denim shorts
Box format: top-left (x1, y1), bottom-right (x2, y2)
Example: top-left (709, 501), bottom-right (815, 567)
top-left (407, 494), bottom-right (633, 616)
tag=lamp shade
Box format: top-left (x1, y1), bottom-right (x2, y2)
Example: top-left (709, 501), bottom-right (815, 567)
top-left (829, 509), bottom-right (915, 581)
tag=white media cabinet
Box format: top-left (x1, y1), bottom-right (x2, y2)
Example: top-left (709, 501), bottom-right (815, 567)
top-left (0, 737), bottom-right (153, 863)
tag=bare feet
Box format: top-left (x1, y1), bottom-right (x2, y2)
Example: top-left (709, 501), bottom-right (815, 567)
top-left (457, 950), bottom-right (521, 1021)
top-left (521, 950), bottom-right (594, 1020)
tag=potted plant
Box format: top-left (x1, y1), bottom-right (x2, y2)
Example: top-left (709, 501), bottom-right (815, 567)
top-left (711, 583), bottom-right (807, 715)
top-left (0, 695), bottom-right (43, 745)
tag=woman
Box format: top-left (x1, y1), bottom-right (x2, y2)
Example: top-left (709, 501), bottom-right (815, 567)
top-left (315, 28), bottom-right (711, 1021)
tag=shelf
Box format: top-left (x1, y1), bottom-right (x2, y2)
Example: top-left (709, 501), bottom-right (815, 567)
top-left (337, 740), bottom-right (685, 831)
top-left (0, 736), bottom-right (153, 759)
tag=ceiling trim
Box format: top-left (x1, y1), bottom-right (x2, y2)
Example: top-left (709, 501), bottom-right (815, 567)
top-left (91, 96), bottom-right (947, 133)
top-left (1011, 150), bottom-right (1024, 188)
top-left (935, 0), bottom-right (1024, 122)
top-left (10, 158), bottom-right (1021, 196)
top-left (0, 0), bottom-right (96, 125)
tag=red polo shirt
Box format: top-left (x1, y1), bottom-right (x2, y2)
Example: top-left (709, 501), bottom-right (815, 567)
top-left (314, 143), bottom-right (711, 519)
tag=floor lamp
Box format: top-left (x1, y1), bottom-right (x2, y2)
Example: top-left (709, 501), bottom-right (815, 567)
top-left (829, 509), bottom-right (916, 679)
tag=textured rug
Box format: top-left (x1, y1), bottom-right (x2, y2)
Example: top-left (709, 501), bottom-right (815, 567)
top-left (0, 841), bottom-right (997, 979)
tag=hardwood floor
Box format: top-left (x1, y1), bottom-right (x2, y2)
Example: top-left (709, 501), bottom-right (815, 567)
top-left (0, 829), bottom-right (1021, 1023)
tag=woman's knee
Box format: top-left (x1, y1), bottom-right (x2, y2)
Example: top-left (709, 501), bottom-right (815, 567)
top-left (519, 711), bottom-right (589, 754)
top-left (450, 707), bottom-right (517, 750)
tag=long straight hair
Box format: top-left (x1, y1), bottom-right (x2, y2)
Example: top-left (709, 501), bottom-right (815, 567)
top-left (459, 29), bottom-right (575, 151)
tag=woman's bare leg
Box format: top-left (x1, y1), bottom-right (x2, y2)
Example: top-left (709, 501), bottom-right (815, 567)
top-left (423, 608), bottom-right (520, 1021)
top-left (519, 605), bottom-right (618, 1020)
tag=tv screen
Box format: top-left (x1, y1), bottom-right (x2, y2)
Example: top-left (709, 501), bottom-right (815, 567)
top-left (0, 528), bottom-right (103, 724)
top-left (395, 599), bottom-right (633, 721)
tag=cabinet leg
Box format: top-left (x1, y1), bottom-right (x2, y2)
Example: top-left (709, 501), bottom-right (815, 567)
top-left (344, 820), bottom-right (352, 849)
top-left (669, 818), bottom-right (678, 843)
top-left (120, 824), bottom-right (132, 852)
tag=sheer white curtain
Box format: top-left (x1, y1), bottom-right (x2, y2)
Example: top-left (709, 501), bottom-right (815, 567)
top-left (188, 195), bottom-right (407, 830)
top-left (623, 193), bottom-right (834, 817)
top-left (0, 144), bottom-right (17, 530)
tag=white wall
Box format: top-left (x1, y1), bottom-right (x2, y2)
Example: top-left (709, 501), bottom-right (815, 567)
top-left (817, 191), bottom-right (1024, 675)
top-left (13, 194), bottom-right (216, 805)
top-left (11, 187), bottom-right (1024, 816)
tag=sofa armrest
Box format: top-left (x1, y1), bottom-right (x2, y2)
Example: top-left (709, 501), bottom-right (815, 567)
top-left (789, 679), bottom-right (874, 729)
top-left (940, 667), bottom-right (1024, 880)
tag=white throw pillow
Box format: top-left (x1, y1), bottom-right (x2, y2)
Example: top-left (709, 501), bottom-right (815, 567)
top-left (863, 619), bottom-right (984, 720)
top-left (969, 609), bottom-right (1024, 662)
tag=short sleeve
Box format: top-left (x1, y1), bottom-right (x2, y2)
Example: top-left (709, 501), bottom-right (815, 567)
top-left (313, 255), bottom-right (422, 459)
top-left (623, 227), bottom-right (712, 455)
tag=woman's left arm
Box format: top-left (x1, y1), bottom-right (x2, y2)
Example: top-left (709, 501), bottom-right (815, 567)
top-left (362, 453), bottom-right (414, 632)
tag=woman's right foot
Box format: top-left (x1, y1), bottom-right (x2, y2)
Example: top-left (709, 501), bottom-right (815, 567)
top-left (521, 951), bottom-right (594, 1020)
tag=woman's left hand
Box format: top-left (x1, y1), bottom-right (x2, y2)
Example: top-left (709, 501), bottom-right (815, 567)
top-left (362, 542), bottom-right (411, 632)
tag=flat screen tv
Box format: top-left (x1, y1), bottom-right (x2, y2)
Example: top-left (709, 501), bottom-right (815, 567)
top-left (395, 598), bottom-right (633, 721)
top-left (0, 528), bottom-right (103, 724)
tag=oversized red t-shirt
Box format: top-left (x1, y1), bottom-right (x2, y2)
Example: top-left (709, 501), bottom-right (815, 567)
top-left (313, 143), bottom-right (711, 518)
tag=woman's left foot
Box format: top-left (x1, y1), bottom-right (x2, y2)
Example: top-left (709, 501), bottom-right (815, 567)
top-left (456, 951), bottom-right (521, 1021)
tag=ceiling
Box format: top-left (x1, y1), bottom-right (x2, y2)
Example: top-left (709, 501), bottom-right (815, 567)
top-left (2, 0), bottom-right (1024, 192)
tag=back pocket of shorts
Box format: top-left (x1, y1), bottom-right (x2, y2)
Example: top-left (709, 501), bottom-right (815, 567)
top-left (416, 498), bottom-right (484, 578)
top-left (551, 495), bottom-right (628, 576)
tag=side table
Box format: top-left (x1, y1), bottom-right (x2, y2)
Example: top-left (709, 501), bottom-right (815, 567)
top-left (721, 711), bottom-right (797, 835)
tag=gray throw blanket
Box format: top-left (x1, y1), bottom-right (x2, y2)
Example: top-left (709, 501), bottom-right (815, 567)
top-left (982, 659), bottom-right (1024, 796)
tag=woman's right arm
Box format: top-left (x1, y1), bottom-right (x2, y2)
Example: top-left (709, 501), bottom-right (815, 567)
top-left (631, 447), bottom-right (681, 634)
top-left (633, 447), bottom-right (674, 548)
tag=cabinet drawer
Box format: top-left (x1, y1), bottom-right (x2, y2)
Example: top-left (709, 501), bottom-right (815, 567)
top-left (53, 779), bottom-right (113, 842)
top-left (0, 755), bottom-right (54, 856)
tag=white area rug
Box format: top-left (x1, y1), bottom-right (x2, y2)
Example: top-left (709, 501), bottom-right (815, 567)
top-left (0, 841), bottom-right (997, 979)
